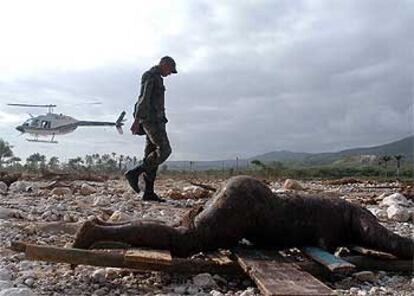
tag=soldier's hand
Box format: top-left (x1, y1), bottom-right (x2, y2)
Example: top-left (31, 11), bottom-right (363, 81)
top-left (130, 119), bottom-right (141, 135)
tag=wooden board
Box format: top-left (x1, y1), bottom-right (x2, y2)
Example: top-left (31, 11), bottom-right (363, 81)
top-left (125, 249), bottom-right (172, 265)
top-left (10, 242), bottom-right (242, 274)
top-left (235, 249), bottom-right (335, 296)
top-left (302, 247), bottom-right (355, 272)
top-left (351, 246), bottom-right (396, 259)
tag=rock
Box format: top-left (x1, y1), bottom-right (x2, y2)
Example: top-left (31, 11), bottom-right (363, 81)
top-left (0, 208), bottom-right (15, 220)
top-left (387, 205), bottom-right (410, 222)
top-left (173, 286), bottom-right (187, 294)
top-left (353, 271), bottom-right (376, 282)
top-left (8, 181), bottom-right (28, 193)
top-left (239, 288), bottom-right (256, 296)
top-left (368, 208), bottom-right (387, 220)
top-left (0, 181), bottom-right (7, 194)
top-left (0, 281), bottom-right (13, 290)
top-left (91, 269), bottom-right (106, 283)
top-left (210, 290), bottom-right (224, 296)
top-left (51, 187), bottom-right (72, 196)
top-left (187, 286), bottom-right (200, 295)
top-left (80, 183), bottom-right (97, 195)
top-left (107, 211), bottom-right (131, 223)
top-left (23, 278), bottom-right (34, 287)
top-left (0, 288), bottom-right (35, 296)
top-left (93, 197), bottom-right (110, 207)
top-left (193, 273), bottom-right (217, 289)
top-left (380, 193), bottom-right (408, 207)
top-left (283, 179), bottom-right (304, 191)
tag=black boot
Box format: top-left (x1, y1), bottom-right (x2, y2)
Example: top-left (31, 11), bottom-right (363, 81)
top-left (125, 165), bottom-right (145, 194)
top-left (142, 167), bottom-right (165, 202)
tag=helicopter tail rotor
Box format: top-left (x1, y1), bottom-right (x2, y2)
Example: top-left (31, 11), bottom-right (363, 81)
top-left (115, 111), bottom-right (126, 135)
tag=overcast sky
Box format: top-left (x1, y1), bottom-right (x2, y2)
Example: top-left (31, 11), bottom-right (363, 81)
top-left (0, 0), bottom-right (412, 162)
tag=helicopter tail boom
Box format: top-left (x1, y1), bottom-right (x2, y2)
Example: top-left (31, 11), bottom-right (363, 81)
top-left (76, 111), bottom-right (126, 134)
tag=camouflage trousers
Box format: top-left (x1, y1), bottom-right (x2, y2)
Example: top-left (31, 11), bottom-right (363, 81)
top-left (140, 121), bottom-right (172, 193)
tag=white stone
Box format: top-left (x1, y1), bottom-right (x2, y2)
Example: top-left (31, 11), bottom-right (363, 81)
top-left (0, 288), bottom-right (35, 296)
top-left (368, 208), bottom-right (387, 220)
top-left (210, 290), bottom-right (224, 296)
top-left (51, 187), bottom-right (72, 196)
top-left (387, 205), bottom-right (410, 222)
top-left (239, 288), bottom-right (256, 296)
top-left (193, 273), bottom-right (217, 289)
top-left (353, 271), bottom-right (376, 282)
top-left (91, 269), bottom-right (106, 283)
top-left (93, 197), bottom-right (110, 207)
top-left (0, 208), bottom-right (15, 220)
top-left (0, 182), bottom-right (7, 194)
top-left (0, 270), bottom-right (12, 281)
top-left (8, 182), bottom-right (28, 193)
top-left (107, 211), bottom-right (131, 223)
top-left (380, 193), bottom-right (409, 207)
top-left (173, 286), bottom-right (187, 294)
top-left (0, 281), bottom-right (12, 290)
top-left (23, 278), bottom-right (34, 287)
top-left (283, 179), bottom-right (304, 190)
top-left (80, 183), bottom-right (97, 195)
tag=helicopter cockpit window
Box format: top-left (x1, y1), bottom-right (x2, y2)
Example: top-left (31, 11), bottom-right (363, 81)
top-left (24, 118), bottom-right (40, 128)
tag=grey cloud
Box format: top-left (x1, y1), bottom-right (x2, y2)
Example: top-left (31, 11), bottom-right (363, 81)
top-left (1, 0), bottom-right (413, 160)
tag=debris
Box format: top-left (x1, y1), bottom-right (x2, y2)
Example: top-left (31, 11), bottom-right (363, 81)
top-left (80, 183), bottom-right (97, 196)
top-left (107, 211), bottom-right (131, 223)
top-left (352, 271), bottom-right (376, 282)
top-left (302, 247), bottom-right (355, 272)
top-left (51, 187), bottom-right (72, 197)
top-left (282, 179), bottom-right (304, 191)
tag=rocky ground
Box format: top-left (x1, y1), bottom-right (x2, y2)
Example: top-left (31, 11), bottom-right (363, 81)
top-left (0, 176), bottom-right (413, 296)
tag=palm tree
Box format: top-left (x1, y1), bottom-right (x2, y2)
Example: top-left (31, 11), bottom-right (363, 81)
top-left (0, 139), bottom-right (13, 168)
top-left (394, 154), bottom-right (404, 179)
top-left (9, 156), bottom-right (21, 167)
top-left (379, 155), bottom-right (392, 178)
top-left (26, 153), bottom-right (45, 171)
top-left (48, 156), bottom-right (60, 170)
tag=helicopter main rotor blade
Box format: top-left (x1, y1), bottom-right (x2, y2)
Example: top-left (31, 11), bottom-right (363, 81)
top-left (7, 103), bottom-right (57, 108)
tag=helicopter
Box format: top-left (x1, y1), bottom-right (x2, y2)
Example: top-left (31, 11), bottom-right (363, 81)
top-left (8, 103), bottom-right (126, 143)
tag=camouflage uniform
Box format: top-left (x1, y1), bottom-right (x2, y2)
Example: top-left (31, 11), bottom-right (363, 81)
top-left (133, 65), bottom-right (172, 195)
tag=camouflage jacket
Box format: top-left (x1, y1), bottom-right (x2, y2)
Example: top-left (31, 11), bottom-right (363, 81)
top-left (134, 65), bottom-right (167, 123)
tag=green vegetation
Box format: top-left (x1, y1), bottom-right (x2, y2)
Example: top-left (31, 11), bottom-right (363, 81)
top-left (0, 136), bottom-right (412, 180)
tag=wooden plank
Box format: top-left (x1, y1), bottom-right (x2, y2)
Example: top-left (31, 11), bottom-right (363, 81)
top-left (9, 242), bottom-right (242, 274)
top-left (351, 246), bottom-right (396, 259)
top-left (125, 249), bottom-right (172, 265)
top-left (235, 249), bottom-right (335, 296)
top-left (302, 247), bottom-right (355, 272)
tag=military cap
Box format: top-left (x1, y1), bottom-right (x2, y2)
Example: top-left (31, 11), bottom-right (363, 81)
top-left (160, 56), bottom-right (177, 73)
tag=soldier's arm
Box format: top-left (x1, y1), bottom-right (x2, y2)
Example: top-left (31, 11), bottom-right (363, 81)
top-left (135, 73), bottom-right (155, 121)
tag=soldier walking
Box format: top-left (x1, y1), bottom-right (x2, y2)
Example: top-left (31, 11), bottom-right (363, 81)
top-left (126, 56), bottom-right (177, 202)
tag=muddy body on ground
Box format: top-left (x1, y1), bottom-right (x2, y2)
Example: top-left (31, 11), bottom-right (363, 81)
top-left (0, 176), bottom-right (413, 296)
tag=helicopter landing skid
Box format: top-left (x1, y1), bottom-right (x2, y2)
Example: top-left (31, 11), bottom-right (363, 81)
top-left (26, 138), bottom-right (58, 144)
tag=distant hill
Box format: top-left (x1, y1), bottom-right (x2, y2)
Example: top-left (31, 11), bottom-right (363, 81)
top-left (166, 135), bottom-right (413, 170)
top-left (251, 135), bottom-right (413, 166)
